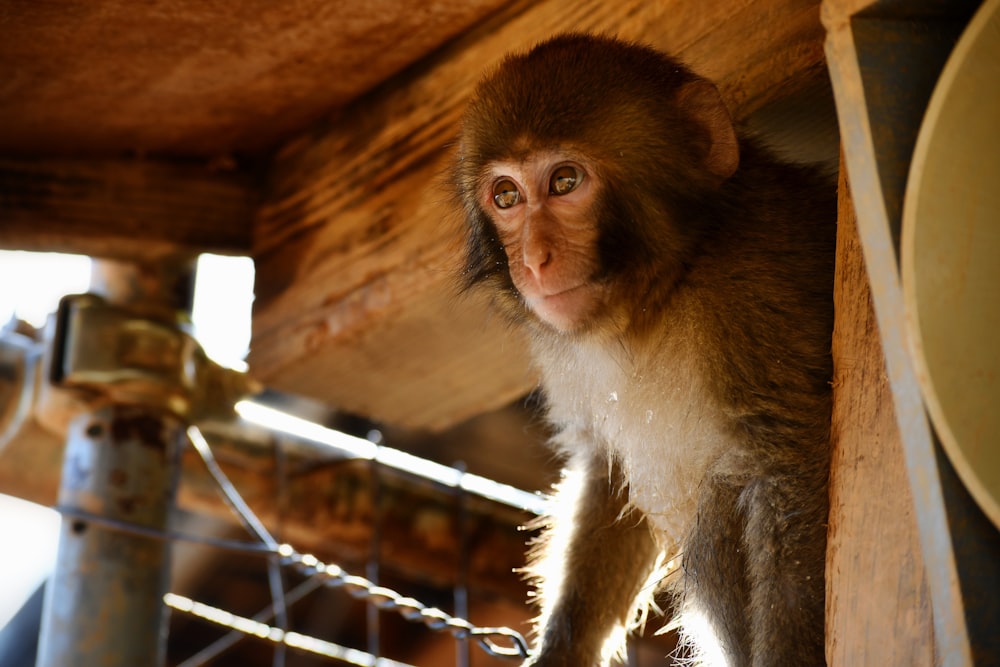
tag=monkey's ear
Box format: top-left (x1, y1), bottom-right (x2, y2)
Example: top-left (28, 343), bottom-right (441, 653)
top-left (677, 79), bottom-right (739, 182)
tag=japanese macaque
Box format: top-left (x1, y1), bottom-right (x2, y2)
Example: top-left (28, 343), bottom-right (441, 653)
top-left (453, 34), bottom-right (834, 666)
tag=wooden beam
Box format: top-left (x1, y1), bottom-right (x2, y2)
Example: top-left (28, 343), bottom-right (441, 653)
top-left (822, 1), bottom-right (985, 662)
top-left (0, 0), bottom-right (510, 157)
top-left (0, 158), bottom-right (257, 260)
top-left (826, 156), bottom-right (934, 666)
top-left (250, 0), bottom-right (831, 430)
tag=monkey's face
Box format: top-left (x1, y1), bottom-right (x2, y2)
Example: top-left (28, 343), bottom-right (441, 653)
top-left (480, 149), bottom-right (607, 332)
top-left (457, 34), bottom-right (741, 335)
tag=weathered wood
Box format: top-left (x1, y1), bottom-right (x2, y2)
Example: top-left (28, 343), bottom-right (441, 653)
top-left (826, 158), bottom-right (934, 666)
top-left (250, 0), bottom-right (831, 430)
top-left (0, 0), bottom-right (508, 157)
top-left (822, 2), bottom-right (978, 662)
top-left (0, 158), bottom-right (256, 260)
top-left (0, 419), bottom-right (532, 599)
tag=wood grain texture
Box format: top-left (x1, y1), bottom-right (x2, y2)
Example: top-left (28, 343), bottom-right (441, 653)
top-left (0, 158), bottom-right (256, 260)
top-left (825, 159), bottom-right (935, 666)
top-left (250, 0), bottom-right (830, 430)
top-left (0, 0), bottom-right (508, 157)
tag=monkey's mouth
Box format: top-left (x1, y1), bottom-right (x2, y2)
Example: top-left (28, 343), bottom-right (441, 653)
top-left (526, 284), bottom-right (596, 331)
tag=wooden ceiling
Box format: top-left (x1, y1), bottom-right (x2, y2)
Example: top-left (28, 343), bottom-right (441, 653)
top-left (0, 0), bottom-right (506, 158)
top-left (0, 0), bottom-right (833, 432)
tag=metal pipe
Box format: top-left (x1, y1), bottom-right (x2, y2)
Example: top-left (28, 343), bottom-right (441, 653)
top-left (36, 404), bottom-right (183, 667)
top-left (37, 257), bottom-right (194, 667)
top-left (89, 257), bottom-right (196, 326)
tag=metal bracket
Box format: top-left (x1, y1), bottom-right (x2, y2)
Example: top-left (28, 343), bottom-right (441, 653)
top-left (50, 293), bottom-right (256, 422)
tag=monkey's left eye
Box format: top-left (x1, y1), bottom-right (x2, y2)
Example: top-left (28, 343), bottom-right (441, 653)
top-left (549, 166), bottom-right (582, 195)
top-left (492, 179), bottom-right (521, 209)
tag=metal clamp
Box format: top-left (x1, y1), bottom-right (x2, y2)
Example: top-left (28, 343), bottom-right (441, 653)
top-left (50, 293), bottom-right (256, 421)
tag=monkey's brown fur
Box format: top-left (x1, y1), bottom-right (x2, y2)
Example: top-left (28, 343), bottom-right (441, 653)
top-left (455, 34), bottom-right (834, 666)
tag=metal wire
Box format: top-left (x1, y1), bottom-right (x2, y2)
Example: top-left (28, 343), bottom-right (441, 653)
top-left (187, 425), bottom-right (289, 666)
top-left (454, 461), bottom-right (471, 667)
top-left (174, 578), bottom-right (325, 667)
top-left (287, 551), bottom-right (531, 660)
top-left (366, 457), bottom-right (383, 659)
top-left (165, 593), bottom-right (415, 667)
top-left (53, 505), bottom-right (276, 554)
top-left (52, 424), bottom-right (533, 662)
top-left (182, 425), bottom-right (532, 662)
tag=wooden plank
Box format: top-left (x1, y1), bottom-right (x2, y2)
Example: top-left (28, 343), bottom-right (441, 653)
top-left (826, 157), bottom-right (934, 666)
top-left (250, 0), bottom-right (831, 430)
top-left (0, 158), bottom-right (256, 260)
top-left (0, 0), bottom-right (509, 156)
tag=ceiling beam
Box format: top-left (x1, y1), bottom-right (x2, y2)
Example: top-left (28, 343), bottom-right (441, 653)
top-left (0, 158), bottom-right (257, 260)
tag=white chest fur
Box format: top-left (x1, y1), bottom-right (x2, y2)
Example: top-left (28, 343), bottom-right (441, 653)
top-left (532, 333), bottom-right (733, 549)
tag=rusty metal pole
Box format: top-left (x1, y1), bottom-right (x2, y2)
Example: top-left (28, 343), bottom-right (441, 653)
top-left (36, 406), bottom-right (184, 666)
top-left (36, 258), bottom-right (195, 667)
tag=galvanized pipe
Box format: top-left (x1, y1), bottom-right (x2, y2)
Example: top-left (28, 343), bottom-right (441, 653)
top-left (36, 404), bottom-right (183, 667)
top-left (37, 257), bottom-right (194, 667)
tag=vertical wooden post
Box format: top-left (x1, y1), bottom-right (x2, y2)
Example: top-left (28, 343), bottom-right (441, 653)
top-left (826, 157), bottom-right (935, 665)
top-left (822, 3), bottom-right (984, 662)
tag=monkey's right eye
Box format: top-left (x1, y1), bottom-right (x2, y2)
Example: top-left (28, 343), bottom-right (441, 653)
top-left (492, 179), bottom-right (521, 209)
top-left (549, 165), bottom-right (581, 195)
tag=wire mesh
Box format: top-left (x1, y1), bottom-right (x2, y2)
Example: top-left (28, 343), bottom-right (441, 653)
top-left (164, 424), bottom-right (533, 665)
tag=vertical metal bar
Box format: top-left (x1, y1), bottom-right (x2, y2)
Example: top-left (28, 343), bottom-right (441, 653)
top-left (454, 462), bottom-right (470, 667)
top-left (36, 404), bottom-right (183, 667)
top-left (366, 457), bottom-right (382, 658)
top-left (37, 257), bottom-right (194, 667)
top-left (271, 433), bottom-right (289, 667)
top-left (88, 258), bottom-right (197, 325)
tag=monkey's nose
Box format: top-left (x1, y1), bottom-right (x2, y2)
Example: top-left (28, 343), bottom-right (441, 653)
top-left (521, 216), bottom-right (553, 276)
top-left (522, 244), bottom-right (553, 282)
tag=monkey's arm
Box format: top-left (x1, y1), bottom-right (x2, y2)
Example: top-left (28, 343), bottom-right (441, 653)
top-left (741, 457), bottom-right (828, 665)
top-left (526, 448), bottom-right (660, 667)
top-left (686, 458), bottom-right (828, 666)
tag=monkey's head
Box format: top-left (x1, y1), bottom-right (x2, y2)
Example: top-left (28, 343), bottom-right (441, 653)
top-left (454, 33), bottom-right (739, 335)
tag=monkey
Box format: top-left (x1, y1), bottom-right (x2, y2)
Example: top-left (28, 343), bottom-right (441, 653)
top-left (452, 33), bottom-right (835, 666)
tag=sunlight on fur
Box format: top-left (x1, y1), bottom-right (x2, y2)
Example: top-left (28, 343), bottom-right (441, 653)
top-left (524, 469), bottom-right (584, 635)
top-left (527, 469), bottom-right (679, 663)
top-left (673, 604), bottom-right (729, 667)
